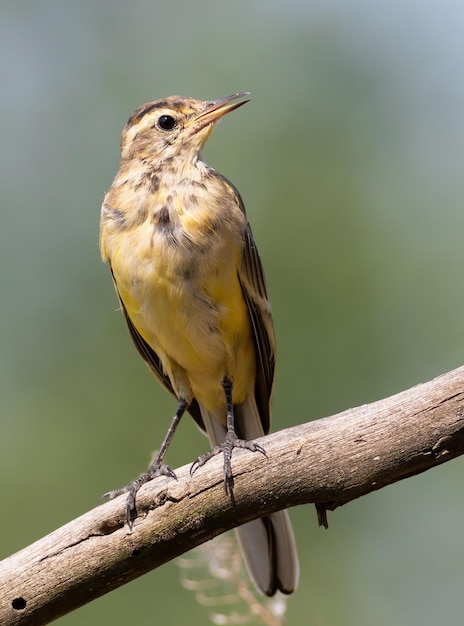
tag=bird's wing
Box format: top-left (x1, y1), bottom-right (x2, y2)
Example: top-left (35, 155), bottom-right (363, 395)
top-left (109, 266), bottom-right (204, 430)
top-left (236, 206), bottom-right (276, 435)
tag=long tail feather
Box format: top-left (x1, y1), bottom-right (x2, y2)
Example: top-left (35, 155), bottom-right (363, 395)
top-left (199, 400), bottom-right (299, 596)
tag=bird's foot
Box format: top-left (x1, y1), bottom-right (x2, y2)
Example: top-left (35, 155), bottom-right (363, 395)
top-left (103, 463), bottom-right (176, 528)
top-left (190, 429), bottom-right (267, 494)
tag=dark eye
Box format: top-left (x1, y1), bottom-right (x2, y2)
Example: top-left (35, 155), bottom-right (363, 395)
top-left (157, 115), bottom-right (176, 131)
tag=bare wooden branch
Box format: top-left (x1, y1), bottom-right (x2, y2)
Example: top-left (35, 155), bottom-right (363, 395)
top-left (1, 366), bottom-right (464, 626)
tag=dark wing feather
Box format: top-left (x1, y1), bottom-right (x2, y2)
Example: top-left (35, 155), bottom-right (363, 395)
top-left (109, 267), bottom-right (204, 431)
top-left (236, 207), bottom-right (276, 435)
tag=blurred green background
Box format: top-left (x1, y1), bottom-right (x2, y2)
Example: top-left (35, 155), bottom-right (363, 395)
top-left (1, 1), bottom-right (464, 624)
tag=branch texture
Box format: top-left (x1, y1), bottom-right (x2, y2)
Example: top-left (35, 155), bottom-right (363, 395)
top-left (1, 366), bottom-right (464, 625)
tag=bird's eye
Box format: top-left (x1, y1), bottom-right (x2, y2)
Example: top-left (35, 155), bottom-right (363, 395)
top-left (157, 115), bottom-right (176, 131)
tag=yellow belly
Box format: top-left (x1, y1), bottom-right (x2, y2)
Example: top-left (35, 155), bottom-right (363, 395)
top-left (109, 219), bottom-right (256, 420)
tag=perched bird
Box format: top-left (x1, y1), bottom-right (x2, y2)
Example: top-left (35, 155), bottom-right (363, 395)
top-left (100, 93), bottom-right (298, 595)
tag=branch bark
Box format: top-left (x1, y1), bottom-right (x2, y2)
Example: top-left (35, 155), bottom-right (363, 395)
top-left (1, 366), bottom-right (464, 625)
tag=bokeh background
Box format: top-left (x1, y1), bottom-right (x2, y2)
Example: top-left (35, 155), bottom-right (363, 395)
top-left (1, 1), bottom-right (464, 624)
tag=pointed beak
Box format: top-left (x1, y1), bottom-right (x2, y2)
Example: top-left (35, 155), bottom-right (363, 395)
top-left (189, 92), bottom-right (251, 131)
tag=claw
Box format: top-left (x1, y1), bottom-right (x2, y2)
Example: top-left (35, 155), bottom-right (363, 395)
top-left (103, 463), bottom-right (177, 526)
top-left (190, 430), bottom-right (267, 493)
top-left (101, 486), bottom-right (130, 500)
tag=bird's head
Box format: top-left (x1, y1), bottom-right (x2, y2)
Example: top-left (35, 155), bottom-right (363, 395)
top-left (119, 92), bottom-right (250, 167)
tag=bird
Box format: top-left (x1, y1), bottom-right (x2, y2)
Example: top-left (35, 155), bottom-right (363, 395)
top-left (99, 92), bottom-right (298, 596)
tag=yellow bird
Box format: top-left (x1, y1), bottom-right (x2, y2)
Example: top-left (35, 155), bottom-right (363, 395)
top-left (100, 93), bottom-right (298, 595)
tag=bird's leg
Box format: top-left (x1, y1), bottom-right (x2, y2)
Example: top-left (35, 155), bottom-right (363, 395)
top-left (190, 377), bottom-right (267, 494)
top-left (104, 398), bottom-right (188, 527)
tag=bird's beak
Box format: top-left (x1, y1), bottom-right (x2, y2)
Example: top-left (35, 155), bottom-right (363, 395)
top-left (189, 92), bottom-right (251, 131)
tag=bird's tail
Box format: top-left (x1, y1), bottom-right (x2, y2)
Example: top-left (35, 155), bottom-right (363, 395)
top-left (199, 399), bottom-right (299, 596)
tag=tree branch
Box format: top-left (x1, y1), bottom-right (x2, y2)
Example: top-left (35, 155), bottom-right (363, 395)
top-left (1, 366), bottom-right (464, 626)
